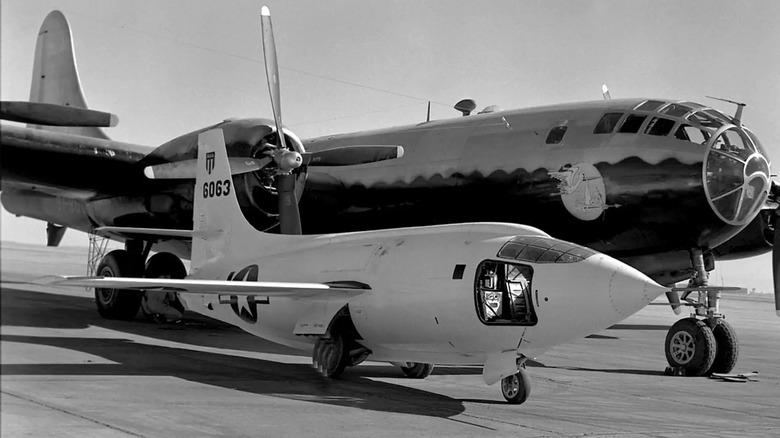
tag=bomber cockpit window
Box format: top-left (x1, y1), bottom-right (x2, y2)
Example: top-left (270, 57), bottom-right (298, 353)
top-left (644, 117), bottom-right (676, 136)
top-left (686, 111), bottom-right (723, 130)
top-left (618, 114), bottom-right (647, 133)
top-left (674, 124), bottom-right (710, 144)
top-left (593, 113), bottom-right (623, 134)
top-left (475, 261), bottom-right (537, 326)
top-left (659, 103), bottom-right (693, 118)
top-left (704, 109), bottom-right (733, 125)
top-left (635, 100), bottom-right (665, 111)
top-left (546, 126), bottom-right (568, 144)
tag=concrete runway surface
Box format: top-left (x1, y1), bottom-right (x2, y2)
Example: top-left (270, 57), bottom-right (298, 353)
top-left (2, 242), bottom-right (779, 437)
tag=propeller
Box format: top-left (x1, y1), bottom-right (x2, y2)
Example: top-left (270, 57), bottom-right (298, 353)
top-left (146, 6), bottom-right (404, 234)
top-left (258, 6), bottom-right (407, 234)
top-left (260, 6), bottom-right (287, 153)
top-left (143, 145), bottom-right (403, 179)
top-left (770, 181), bottom-right (780, 317)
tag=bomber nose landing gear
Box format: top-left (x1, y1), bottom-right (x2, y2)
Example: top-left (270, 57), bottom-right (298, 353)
top-left (663, 249), bottom-right (740, 376)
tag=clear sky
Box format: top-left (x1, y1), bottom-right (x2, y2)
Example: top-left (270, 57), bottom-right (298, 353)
top-left (1, 0), bottom-right (776, 292)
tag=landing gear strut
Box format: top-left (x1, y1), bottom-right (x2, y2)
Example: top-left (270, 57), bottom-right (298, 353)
top-left (664, 248), bottom-right (739, 375)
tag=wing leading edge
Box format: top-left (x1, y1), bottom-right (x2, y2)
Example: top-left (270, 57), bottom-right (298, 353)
top-left (34, 276), bottom-right (370, 299)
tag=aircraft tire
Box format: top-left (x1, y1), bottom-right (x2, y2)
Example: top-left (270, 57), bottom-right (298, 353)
top-left (664, 317), bottom-right (716, 376)
top-left (94, 250), bottom-right (144, 320)
top-left (501, 367), bottom-right (531, 404)
top-left (315, 334), bottom-right (348, 378)
top-left (400, 362), bottom-right (435, 379)
top-left (144, 252), bottom-right (187, 279)
top-left (143, 252), bottom-right (187, 320)
top-left (707, 319), bottom-right (739, 375)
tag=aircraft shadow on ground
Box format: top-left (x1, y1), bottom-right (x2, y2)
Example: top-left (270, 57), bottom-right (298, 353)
top-left (0, 333), bottom-right (466, 418)
top-left (0, 288), bottom-right (495, 376)
top-left (1, 288), bottom-right (474, 416)
top-left (545, 365), bottom-right (666, 376)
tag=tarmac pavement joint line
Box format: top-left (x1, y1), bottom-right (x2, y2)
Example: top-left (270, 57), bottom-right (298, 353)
top-left (1, 388), bottom-right (150, 438)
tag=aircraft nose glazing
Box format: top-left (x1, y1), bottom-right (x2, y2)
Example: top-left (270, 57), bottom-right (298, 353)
top-left (703, 126), bottom-right (770, 226)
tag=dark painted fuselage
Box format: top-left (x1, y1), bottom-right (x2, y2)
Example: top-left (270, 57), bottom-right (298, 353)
top-left (1, 99), bottom-right (772, 283)
top-left (300, 99), bottom-right (769, 259)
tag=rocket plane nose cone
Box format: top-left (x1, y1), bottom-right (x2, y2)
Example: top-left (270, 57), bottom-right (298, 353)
top-left (607, 258), bottom-right (667, 317)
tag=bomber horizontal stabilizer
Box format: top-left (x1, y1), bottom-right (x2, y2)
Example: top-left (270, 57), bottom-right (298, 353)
top-left (34, 275), bottom-right (370, 298)
top-left (1, 101), bottom-right (118, 127)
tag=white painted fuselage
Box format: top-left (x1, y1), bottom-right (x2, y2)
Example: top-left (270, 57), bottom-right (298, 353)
top-left (180, 221), bottom-right (664, 365)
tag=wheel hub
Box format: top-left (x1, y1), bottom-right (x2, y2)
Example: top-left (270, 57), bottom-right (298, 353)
top-left (502, 375), bottom-right (519, 398)
top-left (97, 288), bottom-right (115, 303)
top-left (670, 331), bottom-right (695, 364)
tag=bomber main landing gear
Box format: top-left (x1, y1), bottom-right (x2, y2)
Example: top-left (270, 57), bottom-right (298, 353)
top-left (92, 237), bottom-right (187, 322)
top-left (94, 249), bottom-right (144, 320)
top-left (664, 249), bottom-right (739, 376)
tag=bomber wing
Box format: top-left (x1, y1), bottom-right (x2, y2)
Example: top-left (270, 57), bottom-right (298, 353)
top-left (1, 124), bottom-right (153, 199)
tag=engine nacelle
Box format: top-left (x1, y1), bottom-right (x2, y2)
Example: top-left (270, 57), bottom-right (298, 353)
top-left (713, 208), bottom-right (773, 260)
top-left (139, 118), bottom-right (306, 232)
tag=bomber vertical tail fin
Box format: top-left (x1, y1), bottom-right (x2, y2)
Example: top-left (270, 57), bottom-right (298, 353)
top-left (29, 11), bottom-right (109, 139)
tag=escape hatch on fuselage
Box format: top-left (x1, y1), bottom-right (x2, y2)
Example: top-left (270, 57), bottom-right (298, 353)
top-left (474, 261), bottom-right (537, 326)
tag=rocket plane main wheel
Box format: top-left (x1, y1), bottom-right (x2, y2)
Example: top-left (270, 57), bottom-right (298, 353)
top-left (94, 250), bottom-right (144, 320)
top-left (400, 362), bottom-right (435, 379)
top-left (313, 333), bottom-right (348, 378)
top-left (664, 317), bottom-right (716, 376)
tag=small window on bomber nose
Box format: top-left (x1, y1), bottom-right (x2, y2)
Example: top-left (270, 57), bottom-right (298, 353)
top-left (593, 113), bottom-right (624, 134)
top-left (546, 126), bottom-right (568, 144)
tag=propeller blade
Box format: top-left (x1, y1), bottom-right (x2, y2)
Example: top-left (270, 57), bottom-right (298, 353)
top-left (302, 145), bottom-right (404, 167)
top-left (1, 101), bottom-right (118, 127)
top-left (773, 208), bottom-right (780, 317)
top-left (260, 6), bottom-right (287, 151)
top-left (277, 173), bottom-right (302, 235)
top-left (144, 157), bottom-right (271, 179)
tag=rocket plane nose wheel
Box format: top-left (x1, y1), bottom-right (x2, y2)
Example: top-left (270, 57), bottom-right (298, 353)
top-left (501, 366), bottom-right (531, 404)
